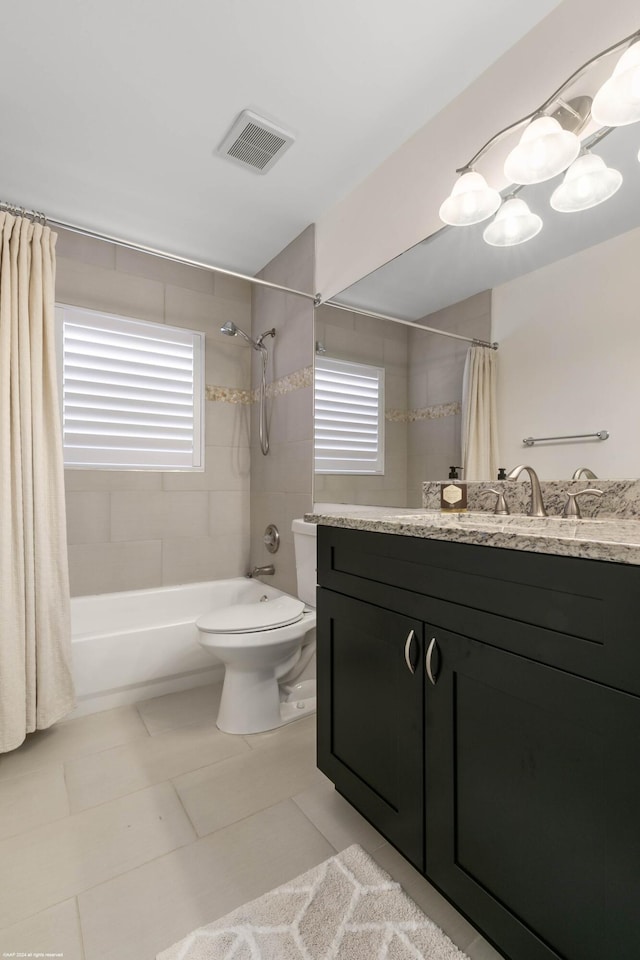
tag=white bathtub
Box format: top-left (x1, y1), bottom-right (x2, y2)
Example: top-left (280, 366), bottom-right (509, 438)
top-left (70, 578), bottom-right (288, 718)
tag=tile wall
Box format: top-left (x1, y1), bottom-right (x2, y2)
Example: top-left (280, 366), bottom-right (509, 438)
top-left (57, 229), bottom-right (253, 596)
top-left (249, 226), bottom-right (316, 595)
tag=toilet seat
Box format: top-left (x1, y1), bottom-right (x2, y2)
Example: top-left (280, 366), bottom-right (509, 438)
top-left (196, 595), bottom-right (305, 635)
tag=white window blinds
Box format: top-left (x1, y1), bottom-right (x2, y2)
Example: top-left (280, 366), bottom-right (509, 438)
top-left (56, 305), bottom-right (204, 470)
top-left (314, 356), bottom-right (385, 474)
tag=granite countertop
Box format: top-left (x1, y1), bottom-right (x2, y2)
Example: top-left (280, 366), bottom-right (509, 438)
top-left (305, 507), bottom-right (640, 566)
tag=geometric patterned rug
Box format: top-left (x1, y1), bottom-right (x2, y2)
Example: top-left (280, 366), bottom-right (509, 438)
top-left (156, 844), bottom-right (471, 959)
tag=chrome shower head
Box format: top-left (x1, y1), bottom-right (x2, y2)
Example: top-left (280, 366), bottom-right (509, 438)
top-left (220, 320), bottom-right (254, 347)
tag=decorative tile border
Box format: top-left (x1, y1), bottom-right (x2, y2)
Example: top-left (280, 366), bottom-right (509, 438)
top-left (207, 378), bottom-right (460, 422)
top-left (261, 365), bottom-right (313, 400)
top-left (206, 366), bottom-right (313, 405)
top-left (205, 385), bottom-right (252, 404)
top-left (386, 401), bottom-right (461, 423)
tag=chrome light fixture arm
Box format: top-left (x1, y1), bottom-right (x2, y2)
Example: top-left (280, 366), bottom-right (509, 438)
top-left (457, 28), bottom-right (640, 174)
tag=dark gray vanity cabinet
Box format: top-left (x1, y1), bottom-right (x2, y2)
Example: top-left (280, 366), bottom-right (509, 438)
top-left (425, 625), bottom-right (640, 960)
top-left (316, 524), bottom-right (640, 960)
top-left (317, 588), bottom-right (425, 871)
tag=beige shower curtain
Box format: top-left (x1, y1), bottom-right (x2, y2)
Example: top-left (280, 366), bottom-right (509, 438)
top-left (461, 344), bottom-right (499, 481)
top-left (0, 212), bottom-right (75, 753)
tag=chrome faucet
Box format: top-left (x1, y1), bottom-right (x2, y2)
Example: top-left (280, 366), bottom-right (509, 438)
top-left (572, 467), bottom-right (598, 480)
top-left (506, 464), bottom-right (547, 517)
top-left (249, 564), bottom-right (275, 578)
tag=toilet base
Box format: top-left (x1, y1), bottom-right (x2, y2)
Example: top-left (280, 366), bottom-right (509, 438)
top-left (215, 668), bottom-right (316, 735)
top-left (278, 690), bottom-right (317, 727)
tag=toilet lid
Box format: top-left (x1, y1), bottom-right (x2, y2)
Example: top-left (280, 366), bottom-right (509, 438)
top-left (197, 595), bottom-right (305, 634)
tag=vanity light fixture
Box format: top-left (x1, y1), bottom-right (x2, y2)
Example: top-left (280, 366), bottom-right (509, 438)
top-left (483, 197), bottom-right (542, 247)
top-left (503, 115), bottom-right (581, 185)
top-left (550, 152), bottom-right (623, 212)
top-left (439, 170), bottom-right (501, 226)
top-left (591, 40), bottom-right (640, 127)
top-left (439, 28), bottom-right (640, 241)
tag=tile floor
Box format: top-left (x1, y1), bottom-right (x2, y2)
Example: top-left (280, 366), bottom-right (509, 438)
top-left (0, 683), bottom-right (505, 960)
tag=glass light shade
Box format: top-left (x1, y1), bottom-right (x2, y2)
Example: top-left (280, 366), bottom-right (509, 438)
top-left (439, 171), bottom-right (501, 226)
top-left (592, 42), bottom-right (640, 127)
top-left (483, 197), bottom-right (542, 247)
top-left (550, 153), bottom-right (622, 212)
top-left (504, 116), bottom-right (580, 185)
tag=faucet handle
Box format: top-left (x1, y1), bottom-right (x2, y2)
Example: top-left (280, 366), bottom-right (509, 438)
top-left (562, 489), bottom-right (603, 519)
top-left (481, 488), bottom-right (510, 516)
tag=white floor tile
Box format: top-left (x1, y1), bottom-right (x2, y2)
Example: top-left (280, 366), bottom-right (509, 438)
top-left (136, 684), bottom-right (221, 736)
top-left (78, 799), bottom-right (335, 960)
top-left (173, 717), bottom-right (324, 836)
top-left (0, 706), bottom-right (148, 781)
top-left (0, 782), bottom-right (195, 929)
top-left (0, 682), bottom-right (499, 960)
top-left (241, 713), bottom-right (316, 750)
top-left (0, 899), bottom-right (85, 959)
top-left (65, 721), bottom-right (250, 812)
top-left (293, 779), bottom-right (386, 855)
top-left (0, 764), bottom-right (69, 841)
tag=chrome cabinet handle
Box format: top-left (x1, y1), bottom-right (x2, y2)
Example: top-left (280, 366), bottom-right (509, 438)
top-left (404, 629), bottom-right (416, 674)
top-left (426, 636), bottom-right (439, 686)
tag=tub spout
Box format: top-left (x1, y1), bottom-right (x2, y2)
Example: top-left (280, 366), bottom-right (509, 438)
top-left (249, 564), bottom-right (275, 578)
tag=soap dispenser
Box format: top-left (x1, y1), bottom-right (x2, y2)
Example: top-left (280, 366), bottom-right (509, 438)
top-left (440, 467), bottom-right (468, 513)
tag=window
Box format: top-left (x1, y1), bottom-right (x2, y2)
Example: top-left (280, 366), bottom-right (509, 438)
top-left (56, 304), bottom-right (204, 470)
top-left (314, 356), bottom-right (385, 474)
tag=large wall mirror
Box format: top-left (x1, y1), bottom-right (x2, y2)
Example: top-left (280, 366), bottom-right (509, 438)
top-left (313, 120), bottom-right (640, 507)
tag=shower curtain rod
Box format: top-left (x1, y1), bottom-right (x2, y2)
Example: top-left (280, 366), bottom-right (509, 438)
top-left (0, 201), bottom-right (498, 349)
top-left (321, 298), bottom-right (499, 350)
top-left (0, 201), bottom-right (319, 305)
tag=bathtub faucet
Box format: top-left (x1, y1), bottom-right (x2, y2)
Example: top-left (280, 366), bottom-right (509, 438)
top-left (249, 564), bottom-right (275, 578)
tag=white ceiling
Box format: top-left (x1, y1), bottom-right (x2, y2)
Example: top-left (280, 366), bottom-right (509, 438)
top-left (0, 0), bottom-right (562, 277)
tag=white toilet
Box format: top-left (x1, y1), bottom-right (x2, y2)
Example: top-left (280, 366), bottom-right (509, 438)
top-left (196, 519), bottom-right (317, 734)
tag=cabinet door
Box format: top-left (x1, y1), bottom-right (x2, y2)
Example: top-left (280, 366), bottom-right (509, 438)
top-left (425, 627), bottom-right (640, 960)
top-left (317, 588), bottom-right (424, 871)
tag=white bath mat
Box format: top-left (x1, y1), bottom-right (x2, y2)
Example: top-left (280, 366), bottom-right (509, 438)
top-left (156, 843), bottom-right (471, 959)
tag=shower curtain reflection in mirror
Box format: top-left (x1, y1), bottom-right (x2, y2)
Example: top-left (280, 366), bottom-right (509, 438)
top-left (461, 344), bottom-right (499, 481)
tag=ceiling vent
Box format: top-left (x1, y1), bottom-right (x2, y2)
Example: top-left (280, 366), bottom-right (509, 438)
top-left (218, 110), bottom-right (295, 174)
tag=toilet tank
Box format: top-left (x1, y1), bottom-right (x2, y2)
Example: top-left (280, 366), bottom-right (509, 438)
top-left (292, 519), bottom-right (317, 607)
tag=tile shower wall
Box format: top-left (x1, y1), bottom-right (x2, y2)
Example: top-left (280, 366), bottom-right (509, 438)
top-left (407, 290), bottom-right (491, 505)
top-left (57, 229), bottom-right (252, 596)
top-left (250, 226), bottom-right (316, 596)
top-left (314, 304), bottom-right (409, 507)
